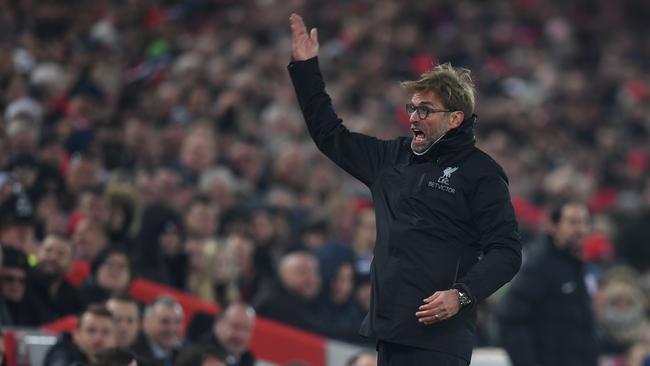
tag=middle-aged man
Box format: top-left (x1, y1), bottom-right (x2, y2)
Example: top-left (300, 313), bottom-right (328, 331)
top-left (132, 296), bottom-right (184, 366)
top-left (288, 13), bottom-right (522, 365)
top-left (253, 251), bottom-right (325, 335)
top-left (497, 201), bottom-right (598, 366)
top-left (32, 233), bottom-right (83, 321)
top-left (201, 302), bottom-right (256, 366)
top-left (105, 294), bottom-right (141, 350)
top-left (44, 304), bottom-right (117, 366)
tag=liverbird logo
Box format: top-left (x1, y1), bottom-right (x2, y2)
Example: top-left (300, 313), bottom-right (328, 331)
top-left (437, 166), bottom-right (459, 185)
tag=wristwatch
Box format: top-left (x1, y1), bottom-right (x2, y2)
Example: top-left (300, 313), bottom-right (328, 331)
top-left (457, 290), bottom-right (472, 307)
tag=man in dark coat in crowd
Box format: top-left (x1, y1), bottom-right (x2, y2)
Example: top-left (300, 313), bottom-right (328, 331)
top-left (253, 251), bottom-right (327, 335)
top-left (44, 304), bottom-right (117, 366)
top-left (200, 302), bottom-right (256, 366)
top-left (497, 201), bottom-right (598, 366)
top-left (31, 233), bottom-right (83, 322)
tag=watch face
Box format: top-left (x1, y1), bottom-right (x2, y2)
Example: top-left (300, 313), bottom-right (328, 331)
top-left (458, 291), bottom-right (471, 305)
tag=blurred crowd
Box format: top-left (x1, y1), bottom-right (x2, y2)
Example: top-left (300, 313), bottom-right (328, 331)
top-left (0, 0), bottom-right (649, 365)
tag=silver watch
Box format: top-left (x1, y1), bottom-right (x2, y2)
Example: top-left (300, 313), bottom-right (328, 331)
top-left (457, 290), bottom-right (472, 307)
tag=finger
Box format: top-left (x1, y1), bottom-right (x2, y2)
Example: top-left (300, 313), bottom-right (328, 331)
top-left (289, 14), bottom-right (307, 35)
top-left (420, 315), bottom-right (444, 324)
top-left (417, 301), bottom-right (438, 311)
top-left (415, 309), bottom-right (439, 318)
top-left (310, 28), bottom-right (318, 43)
top-left (424, 291), bottom-right (441, 303)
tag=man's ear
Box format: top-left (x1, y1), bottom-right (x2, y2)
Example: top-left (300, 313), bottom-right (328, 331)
top-left (449, 111), bottom-right (465, 128)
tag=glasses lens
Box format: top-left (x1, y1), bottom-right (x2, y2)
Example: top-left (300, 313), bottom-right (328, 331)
top-left (406, 104), bottom-right (427, 119)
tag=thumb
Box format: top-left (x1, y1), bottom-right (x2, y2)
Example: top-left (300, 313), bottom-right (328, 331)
top-left (310, 27), bottom-right (318, 42)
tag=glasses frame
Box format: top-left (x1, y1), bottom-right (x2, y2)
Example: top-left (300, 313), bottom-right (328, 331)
top-left (406, 103), bottom-right (452, 120)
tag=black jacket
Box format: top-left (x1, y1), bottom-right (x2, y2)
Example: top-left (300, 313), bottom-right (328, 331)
top-left (130, 332), bottom-right (179, 366)
top-left (43, 332), bottom-right (89, 366)
top-left (288, 57), bottom-right (521, 362)
top-left (30, 270), bottom-right (83, 322)
top-left (496, 237), bottom-right (598, 366)
top-left (253, 280), bottom-right (328, 336)
top-left (200, 332), bottom-right (256, 366)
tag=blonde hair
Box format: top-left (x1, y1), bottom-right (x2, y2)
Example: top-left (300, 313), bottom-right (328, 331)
top-left (401, 63), bottom-right (476, 117)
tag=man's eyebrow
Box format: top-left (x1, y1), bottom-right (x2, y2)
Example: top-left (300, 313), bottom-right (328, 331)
top-left (412, 101), bottom-right (434, 106)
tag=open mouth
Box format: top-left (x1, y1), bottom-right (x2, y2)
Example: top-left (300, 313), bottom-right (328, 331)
top-left (412, 127), bottom-right (426, 143)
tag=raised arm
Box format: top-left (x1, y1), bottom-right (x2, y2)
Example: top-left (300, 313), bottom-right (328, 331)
top-left (287, 14), bottom-right (396, 186)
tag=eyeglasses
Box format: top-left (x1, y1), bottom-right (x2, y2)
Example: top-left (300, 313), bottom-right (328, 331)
top-left (406, 103), bottom-right (451, 120)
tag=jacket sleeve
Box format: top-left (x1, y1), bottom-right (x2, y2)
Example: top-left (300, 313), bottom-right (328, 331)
top-left (454, 171), bottom-right (522, 302)
top-left (495, 263), bottom-right (548, 366)
top-left (288, 57), bottom-right (392, 187)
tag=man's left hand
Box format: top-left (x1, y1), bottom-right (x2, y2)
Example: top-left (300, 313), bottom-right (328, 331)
top-left (415, 289), bottom-right (461, 324)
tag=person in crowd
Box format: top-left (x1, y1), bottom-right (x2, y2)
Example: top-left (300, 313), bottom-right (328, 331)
top-left (79, 247), bottom-right (133, 307)
top-left (253, 251), bottom-right (326, 335)
top-left (595, 274), bottom-right (649, 357)
top-left (497, 201), bottom-right (598, 366)
top-left (132, 296), bottom-right (184, 366)
top-left (31, 233), bottom-right (83, 321)
top-left (106, 294), bottom-right (141, 350)
top-left (0, 246), bottom-right (48, 325)
top-left (199, 302), bottom-right (256, 366)
top-left (0, 188), bottom-right (38, 254)
top-left (289, 13), bottom-right (521, 365)
top-left (72, 218), bottom-right (110, 262)
top-left (44, 304), bottom-right (117, 366)
top-left (317, 243), bottom-right (366, 343)
top-left (134, 204), bottom-right (187, 289)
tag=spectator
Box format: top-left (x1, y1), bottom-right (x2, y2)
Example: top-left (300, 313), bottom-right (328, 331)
top-left (106, 294), bottom-right (141, 350)
top-left (31, 233), bottom-right (83, 321)
top-left (44, 304), bottom-right (117, 366)
top-left (316, 244), bottom-right (365, 343)
top-left (596, 276), bottom-right (650, 357)
top-left (134, 204), bottom-right (187, 289)
top-left (199, 302), bottom-right (256, 366)
top-left (497, 201), bottom-right (598, 366)
top-left (183, 194), bottom-right (219, 239)
top-left (0, 246), bottom-right (48, 325)
top-left (72, 218), bottom-right (110, 261)
top-left (0, 188), bottom-right (37, 254)
top-left (79, 247), bottom-right (132, 307)
top-left (132, 296), bottom-right (184, 366)
top-left (253, 251), bottom-right (326, 335)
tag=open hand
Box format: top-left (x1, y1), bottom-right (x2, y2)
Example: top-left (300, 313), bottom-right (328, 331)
top-left (415, 289), bottom-right (461, 325)
top-left (290, 13), bottom-right (319, 61)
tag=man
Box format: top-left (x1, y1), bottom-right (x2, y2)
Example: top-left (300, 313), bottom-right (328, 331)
top-left (44, 304), bottom-right (117, 365)
top-left (105, 294), bottom-right (141, 350)
top-left (0, 246), bottom-right (48, 325)
top-left (131, 296), bottom-right (184, 366)
top-left (253, 251), bottom-right (325, 335)
top-left (32, 233), bottom-right (83, 321)
top-left (496, 201), bottom-right (598, 366)
top-left (201, 302), bottom-right (256, 366)
top-left (0, 189), bottom-right (38, 254)
top-left (288, 14), bottom-right (522, 365)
